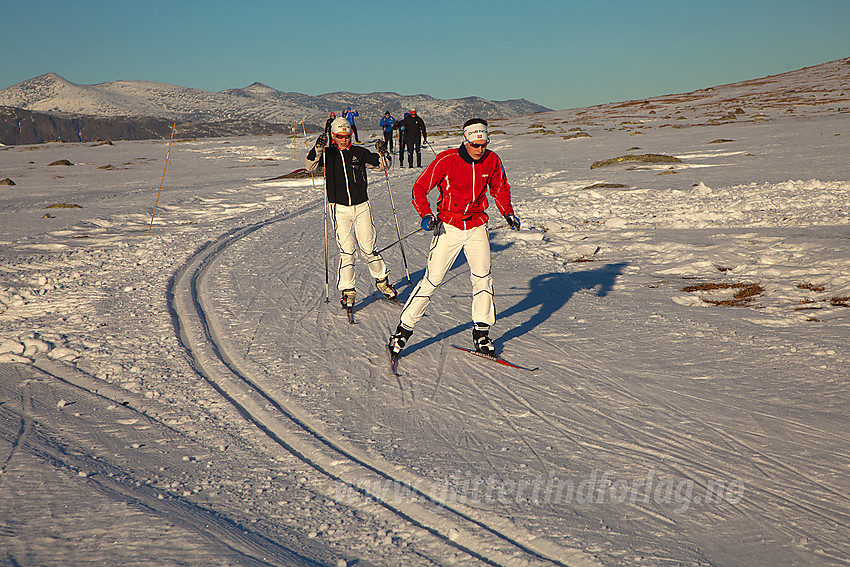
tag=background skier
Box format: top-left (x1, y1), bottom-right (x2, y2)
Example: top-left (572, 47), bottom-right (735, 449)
top-left (380, 111), bottom-right (396, 154)
top-left (324, 112), bottom-right (336, 139)
top-left (396, 111), bottom-right (409, 167)
top-left (342, 107), bottom-right (360, 143)
top-left (396, 109), bottom-right (427, 167)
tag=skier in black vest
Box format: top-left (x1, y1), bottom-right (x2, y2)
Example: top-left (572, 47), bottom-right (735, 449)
top-left (305, 117), bottom-right (397, 308)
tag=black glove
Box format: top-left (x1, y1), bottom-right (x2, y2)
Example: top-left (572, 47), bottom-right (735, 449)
top-left (375, 139), bottom-right (387, 154)
top-left (314, 133), bottom-right (327, 152)
top-left (421, 215), bottom-right (437, 231)
top-left (505, 214), bottom-right (521, 231)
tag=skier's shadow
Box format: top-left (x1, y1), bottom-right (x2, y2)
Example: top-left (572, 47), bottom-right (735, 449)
top-left (496, 263), bottom-right (626, 346)
top-left (404, 262), bottom-right (626, 354)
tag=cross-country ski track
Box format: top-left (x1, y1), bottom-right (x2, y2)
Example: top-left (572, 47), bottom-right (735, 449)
top-left (168, 198), bottom-right (598, 566)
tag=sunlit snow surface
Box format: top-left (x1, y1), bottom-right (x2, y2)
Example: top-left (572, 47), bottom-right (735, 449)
top-left (1, 60), bottom-right (849, 566)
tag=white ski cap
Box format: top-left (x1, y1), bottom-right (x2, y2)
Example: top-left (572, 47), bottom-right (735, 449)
top-left (463, 119), bottom-right (489, 144)
top-left (330, 117), bottom-right (351, 136)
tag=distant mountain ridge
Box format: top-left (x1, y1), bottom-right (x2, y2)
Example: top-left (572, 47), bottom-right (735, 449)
top-left (2, 59), bottom-right (846, 145)
top-left (0, 74), bottom-right (551, 131)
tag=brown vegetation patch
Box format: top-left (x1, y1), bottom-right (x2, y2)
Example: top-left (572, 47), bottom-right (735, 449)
top-left (830, 296), bottom-right (850, 307)
top-left (590, 154), bottom-right (682, 169)
top-left (708, 139), bottom-right (735, 144)
top-left (48, 159), bottom-right (74, 166)
top-left (518, 129), bottom-right (556, 135)
top-left (44, 203), bottom-right (83, 209)
top-left (797, 282), bottom-right (826, 292)
top-left (264, 168), bottom-right (317, 180)
top-left (563, 132), bottom-right (591, 140)
top-left (0, 178), bottom-right (15, 186)
top-left (681, 282), bottom-right (765, 306)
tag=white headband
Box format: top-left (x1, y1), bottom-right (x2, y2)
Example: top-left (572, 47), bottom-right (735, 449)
top-left (463, 122), bottom-right (489, 144)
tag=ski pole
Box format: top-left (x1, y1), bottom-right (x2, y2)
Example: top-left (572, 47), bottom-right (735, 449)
top-left (377, 222), bottom-right (505, 256)
top-left (322, 148), bottom-right (330, 302)
top-left (377, 227), bottom-right (423, 255)
top-left (381, 153), bottom-right (412, 285)
top-left (302, 113), bottom-right (330, 303)
top-left (424, 140), bottom-right (437, 157)
top-left (148, 122), bottom-right (176, 235)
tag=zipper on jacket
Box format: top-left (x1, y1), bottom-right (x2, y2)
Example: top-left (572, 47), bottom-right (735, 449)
top-left (340, 149), bottom-right (352, 205)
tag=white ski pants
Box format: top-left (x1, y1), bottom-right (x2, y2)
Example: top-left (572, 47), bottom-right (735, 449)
top-left (330, 201), bottom-right (389, 291)
top-left (400, 223), bottom-right (494, 329)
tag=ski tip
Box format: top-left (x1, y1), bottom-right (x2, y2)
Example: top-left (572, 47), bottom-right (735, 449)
top-left (450, 345), bottom-right (539, 372)
top-left (386, 346), bottom-right (400, 376)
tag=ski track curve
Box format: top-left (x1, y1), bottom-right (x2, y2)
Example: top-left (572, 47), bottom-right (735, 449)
top-left (0, 362), bottom-right (331, 567)
top-left (167, 201), bottom-right (600, 567)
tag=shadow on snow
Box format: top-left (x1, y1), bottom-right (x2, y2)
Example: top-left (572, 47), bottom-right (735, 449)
top-left (404, 262), bottom-right (627, 355)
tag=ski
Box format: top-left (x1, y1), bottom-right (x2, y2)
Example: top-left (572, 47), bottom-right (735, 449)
top-left (387, 346), bottom-right (400, 375)
top-left (378, 294), bottom-right (404, 307)
top-left (451, 345), bottom-right (539, 372)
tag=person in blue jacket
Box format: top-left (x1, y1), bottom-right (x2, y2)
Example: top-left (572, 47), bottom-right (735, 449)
top-left (380, 111), bottom-right (396, 154)
top-left (342, 107), bottom-right (360, 143)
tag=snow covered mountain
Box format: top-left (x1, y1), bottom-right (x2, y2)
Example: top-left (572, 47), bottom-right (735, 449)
top-left (0, 73), bottom-right (551, 128)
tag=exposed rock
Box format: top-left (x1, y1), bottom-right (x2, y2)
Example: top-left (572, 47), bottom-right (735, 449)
top-left (0, 106), bottom-right (289, 145)
top-left (590, 154), bottom-right (682, 169)
top-left (583, 182), bottom-right (629, 189)
top-left (48, 159), bottom-right (74, 166)
top-left (0, 177), bottom-right (15, 185)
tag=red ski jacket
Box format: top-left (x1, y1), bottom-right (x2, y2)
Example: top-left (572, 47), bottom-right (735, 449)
top-left (411, 144), bottom-right (514, 230)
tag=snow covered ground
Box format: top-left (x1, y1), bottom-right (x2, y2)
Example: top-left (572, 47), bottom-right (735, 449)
top-left (1, 62), bottom-right (849, 566)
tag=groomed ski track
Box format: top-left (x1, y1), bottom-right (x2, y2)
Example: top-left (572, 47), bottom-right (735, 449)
top-left (167, 200), bottom-right (597, 567)
top-left (166, 185), bottom-right (850, 566)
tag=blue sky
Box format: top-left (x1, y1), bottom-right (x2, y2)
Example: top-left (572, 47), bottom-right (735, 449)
top-left (3, 0), bottom-right (848, 110)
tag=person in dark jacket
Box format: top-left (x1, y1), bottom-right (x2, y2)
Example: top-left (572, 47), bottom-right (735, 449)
top-left (306, 117), bottom-right (397, 307)
top-left (396, 112), bottom-right (409, 167)
top-left (324, 112), bottom-right (336, 139)
top-left (396, 108), bottom-right (427, 167)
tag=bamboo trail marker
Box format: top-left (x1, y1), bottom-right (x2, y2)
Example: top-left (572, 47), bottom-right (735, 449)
top-left (302, 112), bottom-right (331, 303)
top-left (148, 123), bottom-right (176, 235)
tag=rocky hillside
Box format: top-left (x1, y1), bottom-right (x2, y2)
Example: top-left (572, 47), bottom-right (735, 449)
top-left (0, 106), bottom-right (286, 145)
top-left (0, 74), bottom-right (551, 139)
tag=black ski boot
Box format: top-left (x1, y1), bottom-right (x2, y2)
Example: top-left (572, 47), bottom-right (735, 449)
top-left (387, 324), bottom-right (413, 357)
top-left (341, 289), bottom-right (356, 309)
top-left (472, 323), bottom-right (495, 355)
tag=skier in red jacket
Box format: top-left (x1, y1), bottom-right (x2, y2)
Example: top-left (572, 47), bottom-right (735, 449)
top-left (387, 118), bottom-right (520, 357)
